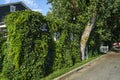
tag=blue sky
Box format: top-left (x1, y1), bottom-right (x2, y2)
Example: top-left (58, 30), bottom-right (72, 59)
top-left (0, 0), bottom-right (51, 15)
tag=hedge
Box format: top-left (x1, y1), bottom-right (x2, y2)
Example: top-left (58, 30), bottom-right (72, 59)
top-left (2, 10), bottom-right (49, 79)
top-left (0, 10), bottom-right (101, 79)
top-left (0, 32), bottom-right (6, 72)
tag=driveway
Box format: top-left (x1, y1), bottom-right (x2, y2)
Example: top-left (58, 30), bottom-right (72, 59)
top-left (65, 52), bottom-right (120, 80)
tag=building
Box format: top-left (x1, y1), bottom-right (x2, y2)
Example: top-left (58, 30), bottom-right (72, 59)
top-left (0, 1), bottom-right (30, 37)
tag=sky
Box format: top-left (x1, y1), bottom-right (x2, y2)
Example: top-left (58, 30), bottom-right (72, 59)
top-left (0, 0), bottom-right (51, 15)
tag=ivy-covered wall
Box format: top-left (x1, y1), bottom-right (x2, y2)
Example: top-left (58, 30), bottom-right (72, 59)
top-left (0, 32), bottom-right (6, 72)
top-left (46, 19), bottom-right (81, 71)
top-left (2, 10), bottom-right (49, 79)
top-left (0, 10), bottom-right (101, 79)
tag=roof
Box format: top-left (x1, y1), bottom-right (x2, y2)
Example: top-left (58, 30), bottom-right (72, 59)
top-left (0, 1), bottom-right (30, 10)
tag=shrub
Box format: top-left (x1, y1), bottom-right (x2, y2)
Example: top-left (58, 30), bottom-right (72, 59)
top-left (2, 10), bottom-right (48, 79)
top-left (0, 32), bottom-right (6, 72)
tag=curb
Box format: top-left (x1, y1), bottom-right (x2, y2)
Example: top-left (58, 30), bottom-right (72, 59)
top-left (54, 53), bottom-right (107, 80)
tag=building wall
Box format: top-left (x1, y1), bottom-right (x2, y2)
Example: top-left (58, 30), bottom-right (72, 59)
top-left (0, 3), bottom-right (28, 22)
top-left (0, 2), bottom-right (29, 37)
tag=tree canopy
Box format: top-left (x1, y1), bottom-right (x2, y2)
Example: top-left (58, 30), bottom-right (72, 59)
top-left (47, 0), bottom-right (120, 59)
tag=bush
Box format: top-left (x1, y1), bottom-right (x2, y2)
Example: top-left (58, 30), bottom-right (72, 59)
top-left (0, 32), bottom-right (6, 72)
top-left (1, 10), bottom-right (100, 79)
top-left (46, 18), bottom-right (81, 71)
top-left (2, 10), bottom-right (49, 79)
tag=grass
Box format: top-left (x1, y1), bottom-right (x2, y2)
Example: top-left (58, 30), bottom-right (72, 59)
top-left (41, 54), bottom-right (102, 80)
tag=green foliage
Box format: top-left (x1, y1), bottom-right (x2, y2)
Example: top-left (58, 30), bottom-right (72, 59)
top-left (45, 17), bottom-right (81, 71)
top-left (1, 10), bottom-right (81, 79)
top-left (1, 0), bottom-right (119, 79)
top-left (48, 0), bottom-right (120, 54)
top-left (47, 0), bottom-right (94, 24)
top-left (0, 32), bottom-right (6, 72)
top-left (93, 0), bottom-right (120, 47)
top-left (2, 10), bottom-right (48, 79)
top-left (42, 54), bottom-right (101, 80)
top-left (87, 0), bottom-right (120, 54)
top-left (1, 10), bottom-right (78, 79)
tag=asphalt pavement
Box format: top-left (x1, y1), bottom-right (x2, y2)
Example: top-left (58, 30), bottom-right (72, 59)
top-left (64, 52), bottom-right (120, 80)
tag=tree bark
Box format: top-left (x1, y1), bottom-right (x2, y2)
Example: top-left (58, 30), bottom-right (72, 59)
top-left (80, 9), bottom-right (97, 60)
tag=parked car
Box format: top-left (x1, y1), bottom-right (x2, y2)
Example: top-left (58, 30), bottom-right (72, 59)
top-left (112, 42), bottom-right (120, 51)
top-left (113, 42), bottom-right (120, 46)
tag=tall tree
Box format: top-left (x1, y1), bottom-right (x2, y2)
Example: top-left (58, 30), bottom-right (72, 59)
top-left (80, 1), bottom-right (97, 60)
top-left (47, 0), bottom-right (120, 60)
top-left (47, 0), bottom-right (96, 60)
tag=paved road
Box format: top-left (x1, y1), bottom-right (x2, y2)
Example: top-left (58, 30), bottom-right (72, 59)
top-left (65, 52), bottom-right (120, 80)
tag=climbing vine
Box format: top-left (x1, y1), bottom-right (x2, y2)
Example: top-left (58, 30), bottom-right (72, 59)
top-left (1, 0), bottom-right (119, 78)
top-left (0, 11), bottom-right (81, 79)
top-left (2, 10), bottom-right (49, 79)
top-left (45, 17), bottom-right (81, 71)
top-left (0, 32), bottom-right (6, 72)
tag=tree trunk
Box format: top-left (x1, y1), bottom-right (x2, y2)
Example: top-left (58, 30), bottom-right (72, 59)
top-left (80, 11), bottom-right (97, 60)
